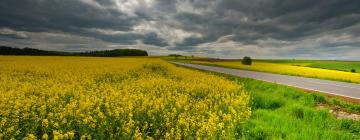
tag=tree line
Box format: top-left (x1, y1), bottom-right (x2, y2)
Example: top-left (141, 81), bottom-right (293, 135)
top-left (0, 46), bottom-right (148, 57)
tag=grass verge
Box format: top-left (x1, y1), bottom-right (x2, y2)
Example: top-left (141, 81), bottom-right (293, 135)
top-left (232, 77), bottom-right (360, 140)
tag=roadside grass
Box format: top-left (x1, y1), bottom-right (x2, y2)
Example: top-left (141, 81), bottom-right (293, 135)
top-left (174, 64), bottom-right (360, 139)
top-left (228, 76), bottom-right (360, 140)
top-left (175, 59), bottom-right (360, 83)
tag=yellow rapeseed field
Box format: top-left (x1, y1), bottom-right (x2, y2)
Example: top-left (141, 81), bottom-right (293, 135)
top-left (190, 61), bottom-right (360, 83)
top-left (0, 56), bottom-right (250, 139)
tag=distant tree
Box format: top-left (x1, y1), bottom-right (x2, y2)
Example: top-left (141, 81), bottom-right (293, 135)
top-left (242, 56), bottom-right (252, 65)
top-left (168, 54), bottom-right (182, 59)
top-left (0, 46), bottom-right (148, 57)
top-left (168, 54), bottom-right (182, 57)
top-left (0, 46), bottom-right (69, 56)
top-left (351, 69), bottom-right (356, 73)
top-left (78, 49), bottom-right (148, 57)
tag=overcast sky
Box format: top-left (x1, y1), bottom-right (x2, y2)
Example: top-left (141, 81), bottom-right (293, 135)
top-left (1, 0), bottom-right (360, 59)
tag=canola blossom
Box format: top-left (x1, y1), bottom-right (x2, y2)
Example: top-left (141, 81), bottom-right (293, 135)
top-left (189, 61), bottom-right (360, 83)
top-left (0, 56), bottom-right (250, 139)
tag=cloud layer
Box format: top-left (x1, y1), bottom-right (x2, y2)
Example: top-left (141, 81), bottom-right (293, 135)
top-left (1, 0), bottom-right (360, 59)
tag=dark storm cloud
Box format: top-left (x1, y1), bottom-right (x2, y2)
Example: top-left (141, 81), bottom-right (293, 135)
top-left (174, 0), bottom-right (360, 44)
top-left (0, 0), bottom-right (175, 47)
top-left (0, 0), bottom-right (142, 45)
top-left (142, 32), bottom-right (169, 47)
top-left (0, 0), bottom-right (359, 59)
top-left (0, 0), bottom-right (136, 32)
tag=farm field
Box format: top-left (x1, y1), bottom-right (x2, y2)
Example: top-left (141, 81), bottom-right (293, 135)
top-left (0, 56), bottom-right (359, 139)
top-left (2, 0), bottom-right (360, 139)
top-left (0, 56), bottom-right (250, 139)
top-left (257, 59), bottom-right (360, 73)
top-left (174, 59), bottom-right (360, 83)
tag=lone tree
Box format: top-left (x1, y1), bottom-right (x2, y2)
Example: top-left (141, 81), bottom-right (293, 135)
top-left (168, 54), bottom-right (182, 59)
top-left (351, 69), bottom-right (356, 73)
top-left (242, 56), bottom-right (252, 65)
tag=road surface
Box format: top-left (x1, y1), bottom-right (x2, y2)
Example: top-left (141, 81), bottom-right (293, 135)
top-left (172, 62), bottom-right (360, 99)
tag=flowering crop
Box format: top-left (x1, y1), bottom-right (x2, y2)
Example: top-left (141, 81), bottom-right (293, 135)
top-left (0, 56), bottom-right (250, 139)
top-left (189, 61), bottom-right (360, 83)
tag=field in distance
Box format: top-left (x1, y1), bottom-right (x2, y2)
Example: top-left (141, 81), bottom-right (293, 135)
top-left (171, 57), bottom-right (360, 83)
top-left (257, 59), bottom-right (360, 73)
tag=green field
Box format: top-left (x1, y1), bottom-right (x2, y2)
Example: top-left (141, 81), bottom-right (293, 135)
top-left (189, 67), bottom-right (360, 139)
top-left (236, 77), bottom-right (360, 139)
top-left (257, 59), bottom-right (360, 73)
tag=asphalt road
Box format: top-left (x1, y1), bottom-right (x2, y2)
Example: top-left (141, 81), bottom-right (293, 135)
top-left (172, 62), bottom-right (360, 99)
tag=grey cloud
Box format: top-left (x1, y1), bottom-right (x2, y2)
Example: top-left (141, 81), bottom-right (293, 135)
top-left (173, 0), bottom-right (360, 45)
top-left (0, 0), bottom-right (360, 59)
top-left (0, 0), bottom-right (139, 43)
top-left (142, 32), bottom-right (169, 47)
top-left (0, 28), bottom-right (28, 39)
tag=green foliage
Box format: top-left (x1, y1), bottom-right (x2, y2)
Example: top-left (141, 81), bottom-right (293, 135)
top-left (0, 46), bottom-right (70, 56)
top-left (168, 54), bottom-right (182, 57)
top-left (222, 75), bottom-right (360, 139)
top-left (0, 46), bottom-right (148, 57)
top-left (242, 56), bottom-right (252, 65)
top-left (311, 94), bottom-right (326, 103)
top-left (351, 69), bottom-right (356, 73)
top-left (79, 49), bottom-right (148, 57)
top-left (291, 106), bottom-right (305, 119)
top-left (251, 93), bottom-right (285, 110)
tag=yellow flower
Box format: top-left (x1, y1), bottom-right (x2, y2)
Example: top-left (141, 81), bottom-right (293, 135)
top-left (25, 134), bottom-right (37, 140)
top-left (42, 119), bottom-right (49, 127)
top-left (67, 131), bottom-right (75, 139)
top-left (42, 133), bottom-right (48, 140)
top-left (133, 128), bottom-right (143, 140)
top-left (0, 56), bottom-right (250, 139)
top-left (80, 134), bottom-right (91, 140)
top-left (54, 122), bottom-right (59, 129)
